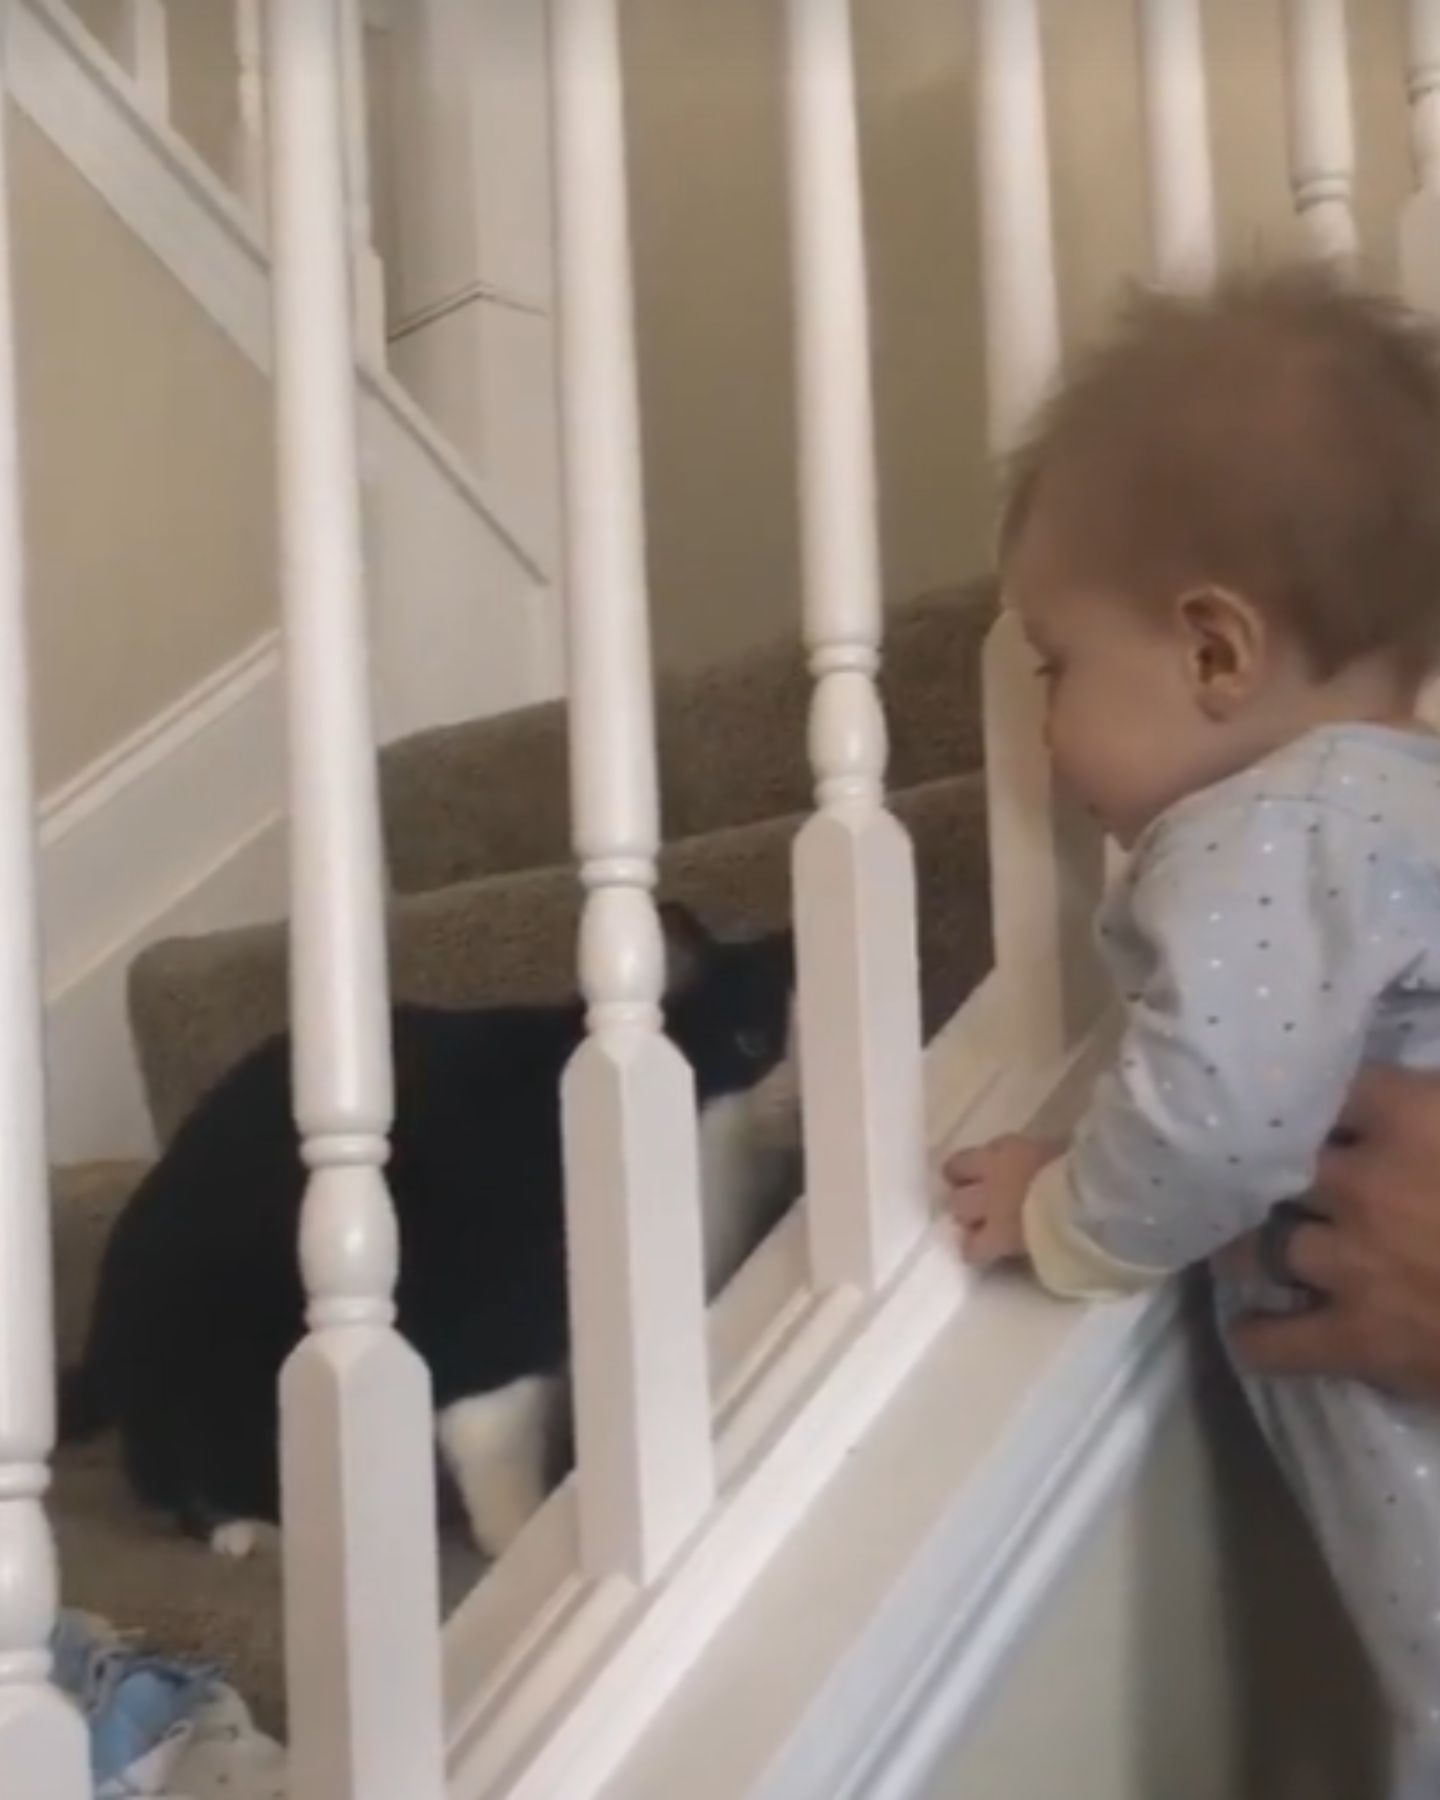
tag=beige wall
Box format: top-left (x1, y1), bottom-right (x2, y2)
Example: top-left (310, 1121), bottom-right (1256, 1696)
top-left (622, 0), bottom-right (1416, 676)
top-left (920, 1354), bottom-right (1383, 1800)
top-left (10, 103), bottom-right (276, 794)
top-left (63, 0), bottom-right (244, 185)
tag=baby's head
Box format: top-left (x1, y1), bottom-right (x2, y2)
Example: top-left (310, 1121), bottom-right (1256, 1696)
top-left (1001, 267), bottom-right (1440, 846)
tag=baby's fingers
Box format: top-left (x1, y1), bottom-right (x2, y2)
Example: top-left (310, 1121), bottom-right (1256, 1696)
top-left (943, 1144), bottom-right (991, 1186)
top-left (947, 1177), bottom-right (992, 1229)
top-left (961, 1215), bottom-right (1022, 1269)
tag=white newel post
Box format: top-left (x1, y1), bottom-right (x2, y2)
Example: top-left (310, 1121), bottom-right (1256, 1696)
top-left (117, 0), bottom-right (171, 119)
top-left (551, 0), bottom-right (715, 1582)
top-left (1136, 0), bottom-right (1218, 291)
top-left (265, 4), bottom-right (445, 1797)
top-left (1282, 0), bottom-right (1358, 265)
top-left (1401, 0), bottom-right (1440, 314)
top-left (232, 0), bottom-right (268, 223)
top-left (976, 0), bottom-right (1105, 1068)
top-left (0, 29), bottom-right (89, 1795)
top-left (337, 0), bottom-right (387, 363)
top-left (782, 0), bottom-right (927, 1293)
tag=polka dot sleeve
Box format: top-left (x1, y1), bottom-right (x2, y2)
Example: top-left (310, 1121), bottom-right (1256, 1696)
top-left (1050, 794), bottom-right (1422, 1277)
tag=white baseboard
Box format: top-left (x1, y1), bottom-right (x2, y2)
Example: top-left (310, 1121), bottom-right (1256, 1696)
top-left (39, 633), bottom-right (289, 1164)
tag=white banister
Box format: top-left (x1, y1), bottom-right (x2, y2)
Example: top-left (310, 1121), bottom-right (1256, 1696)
top-left (1401, 0), bottom-right (1440, 312)
top-left (0, 18), bottom-right (89, 1790)
top-left (117, 0), bottom-right (170, 118)
top-left (1136, 0), bottom-right (1218, 290)
top-left (232, 0), bottom-right (267, 223)
top-left (1282, 0), bottom-right (1359, 265)
top-left (264, 3), bottom-right (445, 1796)
top-left (551, 0), bottom-right (715, 1582)
top-left (337, 0), bottom-right (387, 363)
top-left (782, 0), bottom-right (927, 1292)
top-left (976, 0), bottom-right (1105, 1068)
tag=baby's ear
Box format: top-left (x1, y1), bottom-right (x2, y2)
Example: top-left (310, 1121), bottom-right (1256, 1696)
top-left (657, 901), bottom-right (713, 992)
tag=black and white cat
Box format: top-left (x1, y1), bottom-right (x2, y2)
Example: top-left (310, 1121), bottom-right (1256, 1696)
top-left (61, 904), bottom-right (800, 1561)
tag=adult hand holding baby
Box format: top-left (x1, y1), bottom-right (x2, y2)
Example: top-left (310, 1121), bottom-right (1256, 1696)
top-left (1230, 1065), bottom-right (1440, 1403)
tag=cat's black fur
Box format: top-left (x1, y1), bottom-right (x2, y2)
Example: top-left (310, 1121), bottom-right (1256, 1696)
top-left (62, 905), bottom-right (799, 1553)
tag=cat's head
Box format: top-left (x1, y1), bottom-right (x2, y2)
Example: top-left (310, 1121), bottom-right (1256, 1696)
top-left (659, 902), bottom-right (797, 1106)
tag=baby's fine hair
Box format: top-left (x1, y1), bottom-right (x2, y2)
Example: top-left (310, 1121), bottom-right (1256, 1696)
top-left (1001, 266), bottom-right (1440, 676)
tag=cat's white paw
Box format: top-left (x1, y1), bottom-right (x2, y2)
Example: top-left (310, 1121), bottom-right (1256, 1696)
top-left (210, 1520), bottom-right (267, 1560)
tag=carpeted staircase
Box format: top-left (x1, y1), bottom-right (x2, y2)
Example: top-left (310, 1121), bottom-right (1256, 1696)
top-left (46, 582), bottom-right (998, 1734)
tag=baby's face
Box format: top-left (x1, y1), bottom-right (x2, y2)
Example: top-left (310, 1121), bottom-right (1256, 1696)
top-left (1005, 519), bottom-right (1243, 847)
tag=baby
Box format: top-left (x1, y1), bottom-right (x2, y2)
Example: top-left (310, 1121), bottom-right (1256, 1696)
top-left (946, 267), bottom-right (1440, 1799)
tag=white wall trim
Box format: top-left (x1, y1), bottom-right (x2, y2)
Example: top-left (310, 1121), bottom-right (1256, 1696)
top-left (771, 1295), bottom-right (1184, 1800)
top-left (7, 0), bottom-right (548, 586)
top-left (39, 633), bottom-right (289, 1163)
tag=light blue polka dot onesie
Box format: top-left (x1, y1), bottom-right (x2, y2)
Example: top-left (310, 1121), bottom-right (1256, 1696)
top-left (1020, 722), bottom-right (1440, 1799)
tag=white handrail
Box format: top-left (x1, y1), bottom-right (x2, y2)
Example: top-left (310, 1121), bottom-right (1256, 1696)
top-left (263, 2), bottom-right (445, 1795)
top-left (1282, 0), bottom-right (1359, 264)
top-left (0, 10), bottom-right (89, 1794)
top-left (551, 0), bottom-right (715, 1584)
top-left (783, 0), bottom-right (927, 1292)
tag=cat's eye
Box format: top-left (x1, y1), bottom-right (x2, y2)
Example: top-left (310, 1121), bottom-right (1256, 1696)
top-left (735, 1028), bottom-right (771, 1061)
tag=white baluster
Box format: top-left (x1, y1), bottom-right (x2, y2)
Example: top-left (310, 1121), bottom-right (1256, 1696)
top-left (1282, 0), bottom-right (1359, 265)
top-left (782, 0), bottom-right (926, 1292)
top-left (976, 0), bottom-right (1106, 1069)
top-left (1136, 0), bottom-right (1218, 291)
top-left (337, 0), bottom-right (387, 363)
top-left (551, 0), bottom-right (714, 1582)
top-left (0, 24), bottom-right (89, 1798)
top-left (117, 0), bottom-right (170, 118)
top-left (1406, 0), bottom-right (1440, 730)
top-left (1401, 1), bottom-right (1440, 313)
top-left (232, 0), bottom-right (267, 224)
top-left (264, 4), bottom-right (444, 1796)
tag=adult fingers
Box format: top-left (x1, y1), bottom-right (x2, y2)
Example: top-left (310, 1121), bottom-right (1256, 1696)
top-left (1309, 1134), bottom-right (1378, 1221)
top-left (1334, 1063), bottom-right (1440, 1142)
top-left (1228, 1307), bottom-right (1356, 1382)
top-left (1276, 1216), bottom-right (1360, 1297)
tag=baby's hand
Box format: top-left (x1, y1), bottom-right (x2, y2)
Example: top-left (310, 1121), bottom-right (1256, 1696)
top-left (943, 1134), bottom-right (1064, 1268)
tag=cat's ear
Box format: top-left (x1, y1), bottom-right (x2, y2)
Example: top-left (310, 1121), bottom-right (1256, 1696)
top-left (657, 901), bottom-right (713, 992)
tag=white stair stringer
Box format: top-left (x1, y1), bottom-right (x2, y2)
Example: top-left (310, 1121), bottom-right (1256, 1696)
top-left (7, 0), bottom-right (562, 744)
